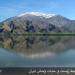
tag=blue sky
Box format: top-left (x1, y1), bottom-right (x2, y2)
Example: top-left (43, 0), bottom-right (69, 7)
top-left (0, 0), bottom-right (75, 21)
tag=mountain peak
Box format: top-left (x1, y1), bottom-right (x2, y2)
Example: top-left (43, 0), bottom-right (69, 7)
top-left (17, 12), bottom-right (56, 18)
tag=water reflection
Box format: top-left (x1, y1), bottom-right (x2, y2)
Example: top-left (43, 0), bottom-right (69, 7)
top-left (0, 35), bottom-right (75, 58)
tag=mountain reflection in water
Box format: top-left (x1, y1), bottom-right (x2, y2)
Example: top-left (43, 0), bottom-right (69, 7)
top-left (0, 35), bottom-right (75, 67)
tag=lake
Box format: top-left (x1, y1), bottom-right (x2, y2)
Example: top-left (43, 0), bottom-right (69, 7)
top-left (0, 36), bottom-right (75, 67)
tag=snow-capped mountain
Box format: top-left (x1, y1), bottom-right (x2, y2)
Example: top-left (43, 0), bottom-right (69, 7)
top-left (0, 12), bottom-right (75, 33)
top-left (17, 12), bottom-right (56, 18)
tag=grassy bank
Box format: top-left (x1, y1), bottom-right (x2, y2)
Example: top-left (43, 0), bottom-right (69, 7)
top-left (1, 32), bottom-right (75, 36)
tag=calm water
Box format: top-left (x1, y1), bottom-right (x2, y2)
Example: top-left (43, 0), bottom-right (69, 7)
top-left (0, 36), bottom-right (75, 67)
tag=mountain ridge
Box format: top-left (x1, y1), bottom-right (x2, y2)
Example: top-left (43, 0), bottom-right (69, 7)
top-left (0, 12), bottom-right (75, 33)
top-left (17, 12), bottom-right (56, 18)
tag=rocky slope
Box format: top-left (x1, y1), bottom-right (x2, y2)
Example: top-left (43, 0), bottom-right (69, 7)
top-left (0, 12), bottom-right (75, 34)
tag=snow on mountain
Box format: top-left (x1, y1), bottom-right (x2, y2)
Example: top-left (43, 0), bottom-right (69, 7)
top-left (17, 12), bottom-right (56, 18)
